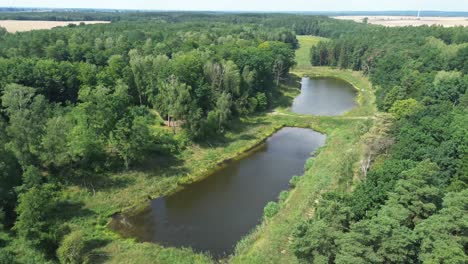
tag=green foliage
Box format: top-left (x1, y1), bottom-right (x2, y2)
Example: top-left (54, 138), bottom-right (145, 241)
top-left (263, 201), bottom-right (279, 219)
top-left (40, 113), bottom-right (74, 168)
top-left (108, 106), bottom-right (156, 169)
top-left (0, 119), bottom-right (22, 215)
top-left (0, 209), bottom-right (8, 246)
top-left (57, 231), bottom-right (86, 264)
top-left (293, 219), bottom-right (339, 263)
top-left (389, 98), bottom-right (421, 119)
top-left (14, 184), bottom-right (60, 252)
top-left (0, 249), bottom-right (17, 264)
top-left (1, 84), bottom-right (49, 168)
top-left (304, 158), bottom-right (315, 171)
top-left (292, 192), bottom-right (353, 263)
top-left (428, 71), bottom-right (467, 104)
top-left (415, 190), bottom-right (468, 264)
top-left (383, 86), bottom-right (406, 111)
top-left (255, 92), bottom-right (268, 111)
top-left (350, 159), bottom-right (416, 219)
top-left (244, 19), bottom-right (467, 263)
top-left (0, 11), bottom-right (466, 263)
top-left (289, 175), bottom-right (301, 188)
top-left (278, 191), bottom-right (289, 204)
top-left (15, 165), bottom-right (43, 194)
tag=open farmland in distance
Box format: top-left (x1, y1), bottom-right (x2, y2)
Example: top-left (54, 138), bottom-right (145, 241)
top-left (333, 16), bottom-right (468, 27)
top-left (0, 20), bottom-right (110, 32)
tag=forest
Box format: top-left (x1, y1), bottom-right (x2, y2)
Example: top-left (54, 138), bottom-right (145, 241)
top-left (0, 11), bottom-right (466, 264)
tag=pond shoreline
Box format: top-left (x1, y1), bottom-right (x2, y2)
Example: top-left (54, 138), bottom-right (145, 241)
top-left (107, 124), bottom-right (288, 220)
top-left (110, 127), bottom-right (326, 257)
top-left (108, 123), bottom-right (326, 219)
top-left (100, 65), bottom-right (375, 263)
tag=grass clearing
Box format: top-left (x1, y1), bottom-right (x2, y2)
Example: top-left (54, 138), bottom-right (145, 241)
top-left (295, 35), bottom-right (328, 68)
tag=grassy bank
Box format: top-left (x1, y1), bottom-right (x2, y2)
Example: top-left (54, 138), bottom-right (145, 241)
top-left (62, 35), bottom-right (377, 264)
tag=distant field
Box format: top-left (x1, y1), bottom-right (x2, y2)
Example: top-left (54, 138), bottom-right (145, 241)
top-left (334, 16), bottom-right (468, 27)
top-left (0, 20), bottom-right (110, 32)
top-left (295, 35), bottom-right (328, 68)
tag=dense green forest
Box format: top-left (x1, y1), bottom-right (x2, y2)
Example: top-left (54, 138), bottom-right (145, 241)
top-left (0, 13), bottom-right (303, 263)
top-left (0, 12), bottom-right (466, 263)
top-left (294, 20), bottom-right (468, 263)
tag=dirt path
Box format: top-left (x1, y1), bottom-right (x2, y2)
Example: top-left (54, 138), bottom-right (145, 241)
top-left (269, 110), bottom-right (377, 120)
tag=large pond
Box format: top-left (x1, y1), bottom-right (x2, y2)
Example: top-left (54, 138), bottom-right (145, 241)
top-left (110, 127), bottom-right (326, 257)
top-left (291, 77), bottom-right (357, 115)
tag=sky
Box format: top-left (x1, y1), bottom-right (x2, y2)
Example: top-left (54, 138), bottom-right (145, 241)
top-left (1, 0), bottom-right (468, 12)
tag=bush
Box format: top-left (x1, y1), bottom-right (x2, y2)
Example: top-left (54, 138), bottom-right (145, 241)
top-left (289, 175), bottom-right (301, 188)
top-left (256, 92), bottom-right (268, 111)
top-left (57, 231), bottom-right (86, 264)
top-left (304, 158), bottom-right (315, 171)
top-left (263, 201), bottom-right (279, 219)
top-left (0, 249), bottom-right (16, 264)
top-left (278, 190), bottom-right (289, 203)
top-left (248, 97), bottom-right (258, 113)
top-left (389, 98), bottom-right (421, 119)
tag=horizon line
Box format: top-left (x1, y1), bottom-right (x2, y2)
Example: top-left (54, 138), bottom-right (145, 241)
top-left (1, 7), bottom-right (468, 13)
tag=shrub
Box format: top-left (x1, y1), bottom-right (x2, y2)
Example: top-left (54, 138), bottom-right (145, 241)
top-left (305, 158), bottom-right (315, 171)
top-left (263, 201), bottom-right (279, 219)
top-left (57, 231), bottom-right (86, 264)
top-left (256, 92), bottom-right (268, 111)
top-left (278, 190), bottom-right (290, 203)
top-left (289, 175), bottom-right (301, 188)
top-left (0, 249), bottom-right (16, 264)
top-left (389, 98), bottom-right (421, 119)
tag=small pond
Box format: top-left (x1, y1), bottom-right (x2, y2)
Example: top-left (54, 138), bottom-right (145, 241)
top-left (110, 127), bottom-right (326, 257)
top-left (291, 77), bottom-right (357, 115)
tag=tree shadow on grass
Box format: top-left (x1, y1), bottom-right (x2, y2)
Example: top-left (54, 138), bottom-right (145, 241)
top-left (51, 201), bottom-right (113, 263)
top-left (84, 238), bottom-right (112, 264)
top-left (272, 75), bottom-right (302, 109)
top-left (71, 170), bottom-right (137, 193)
top-left (135, 153), bottom-right (188, 177)
top-left (53, 200), bottom-right (94, 222)
top-left (196, 118), bottom-right (269, 149)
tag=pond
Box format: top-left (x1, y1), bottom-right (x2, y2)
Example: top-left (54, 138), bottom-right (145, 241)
top-left (110, 127), bottom-right (326, 257)
top-left (291, 77), bottom-right (357, 115)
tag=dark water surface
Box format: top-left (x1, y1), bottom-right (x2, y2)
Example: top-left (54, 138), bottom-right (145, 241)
top-left (291, 77), bottom-right (357, 115)
top-left (111, 128), bottom-right (325, 257)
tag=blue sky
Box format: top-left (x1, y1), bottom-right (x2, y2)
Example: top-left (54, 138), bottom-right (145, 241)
top-left (2, 0), bottom-right (468, 11)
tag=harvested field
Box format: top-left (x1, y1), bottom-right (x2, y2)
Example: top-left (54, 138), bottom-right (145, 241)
top-left (333, 16), bottom-right (468, 27)
top-left (0, 20), bottom-right (110, 32)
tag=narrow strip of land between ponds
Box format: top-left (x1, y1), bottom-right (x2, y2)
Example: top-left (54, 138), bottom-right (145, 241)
top-left (269, 110), bottom-right (377, 120)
